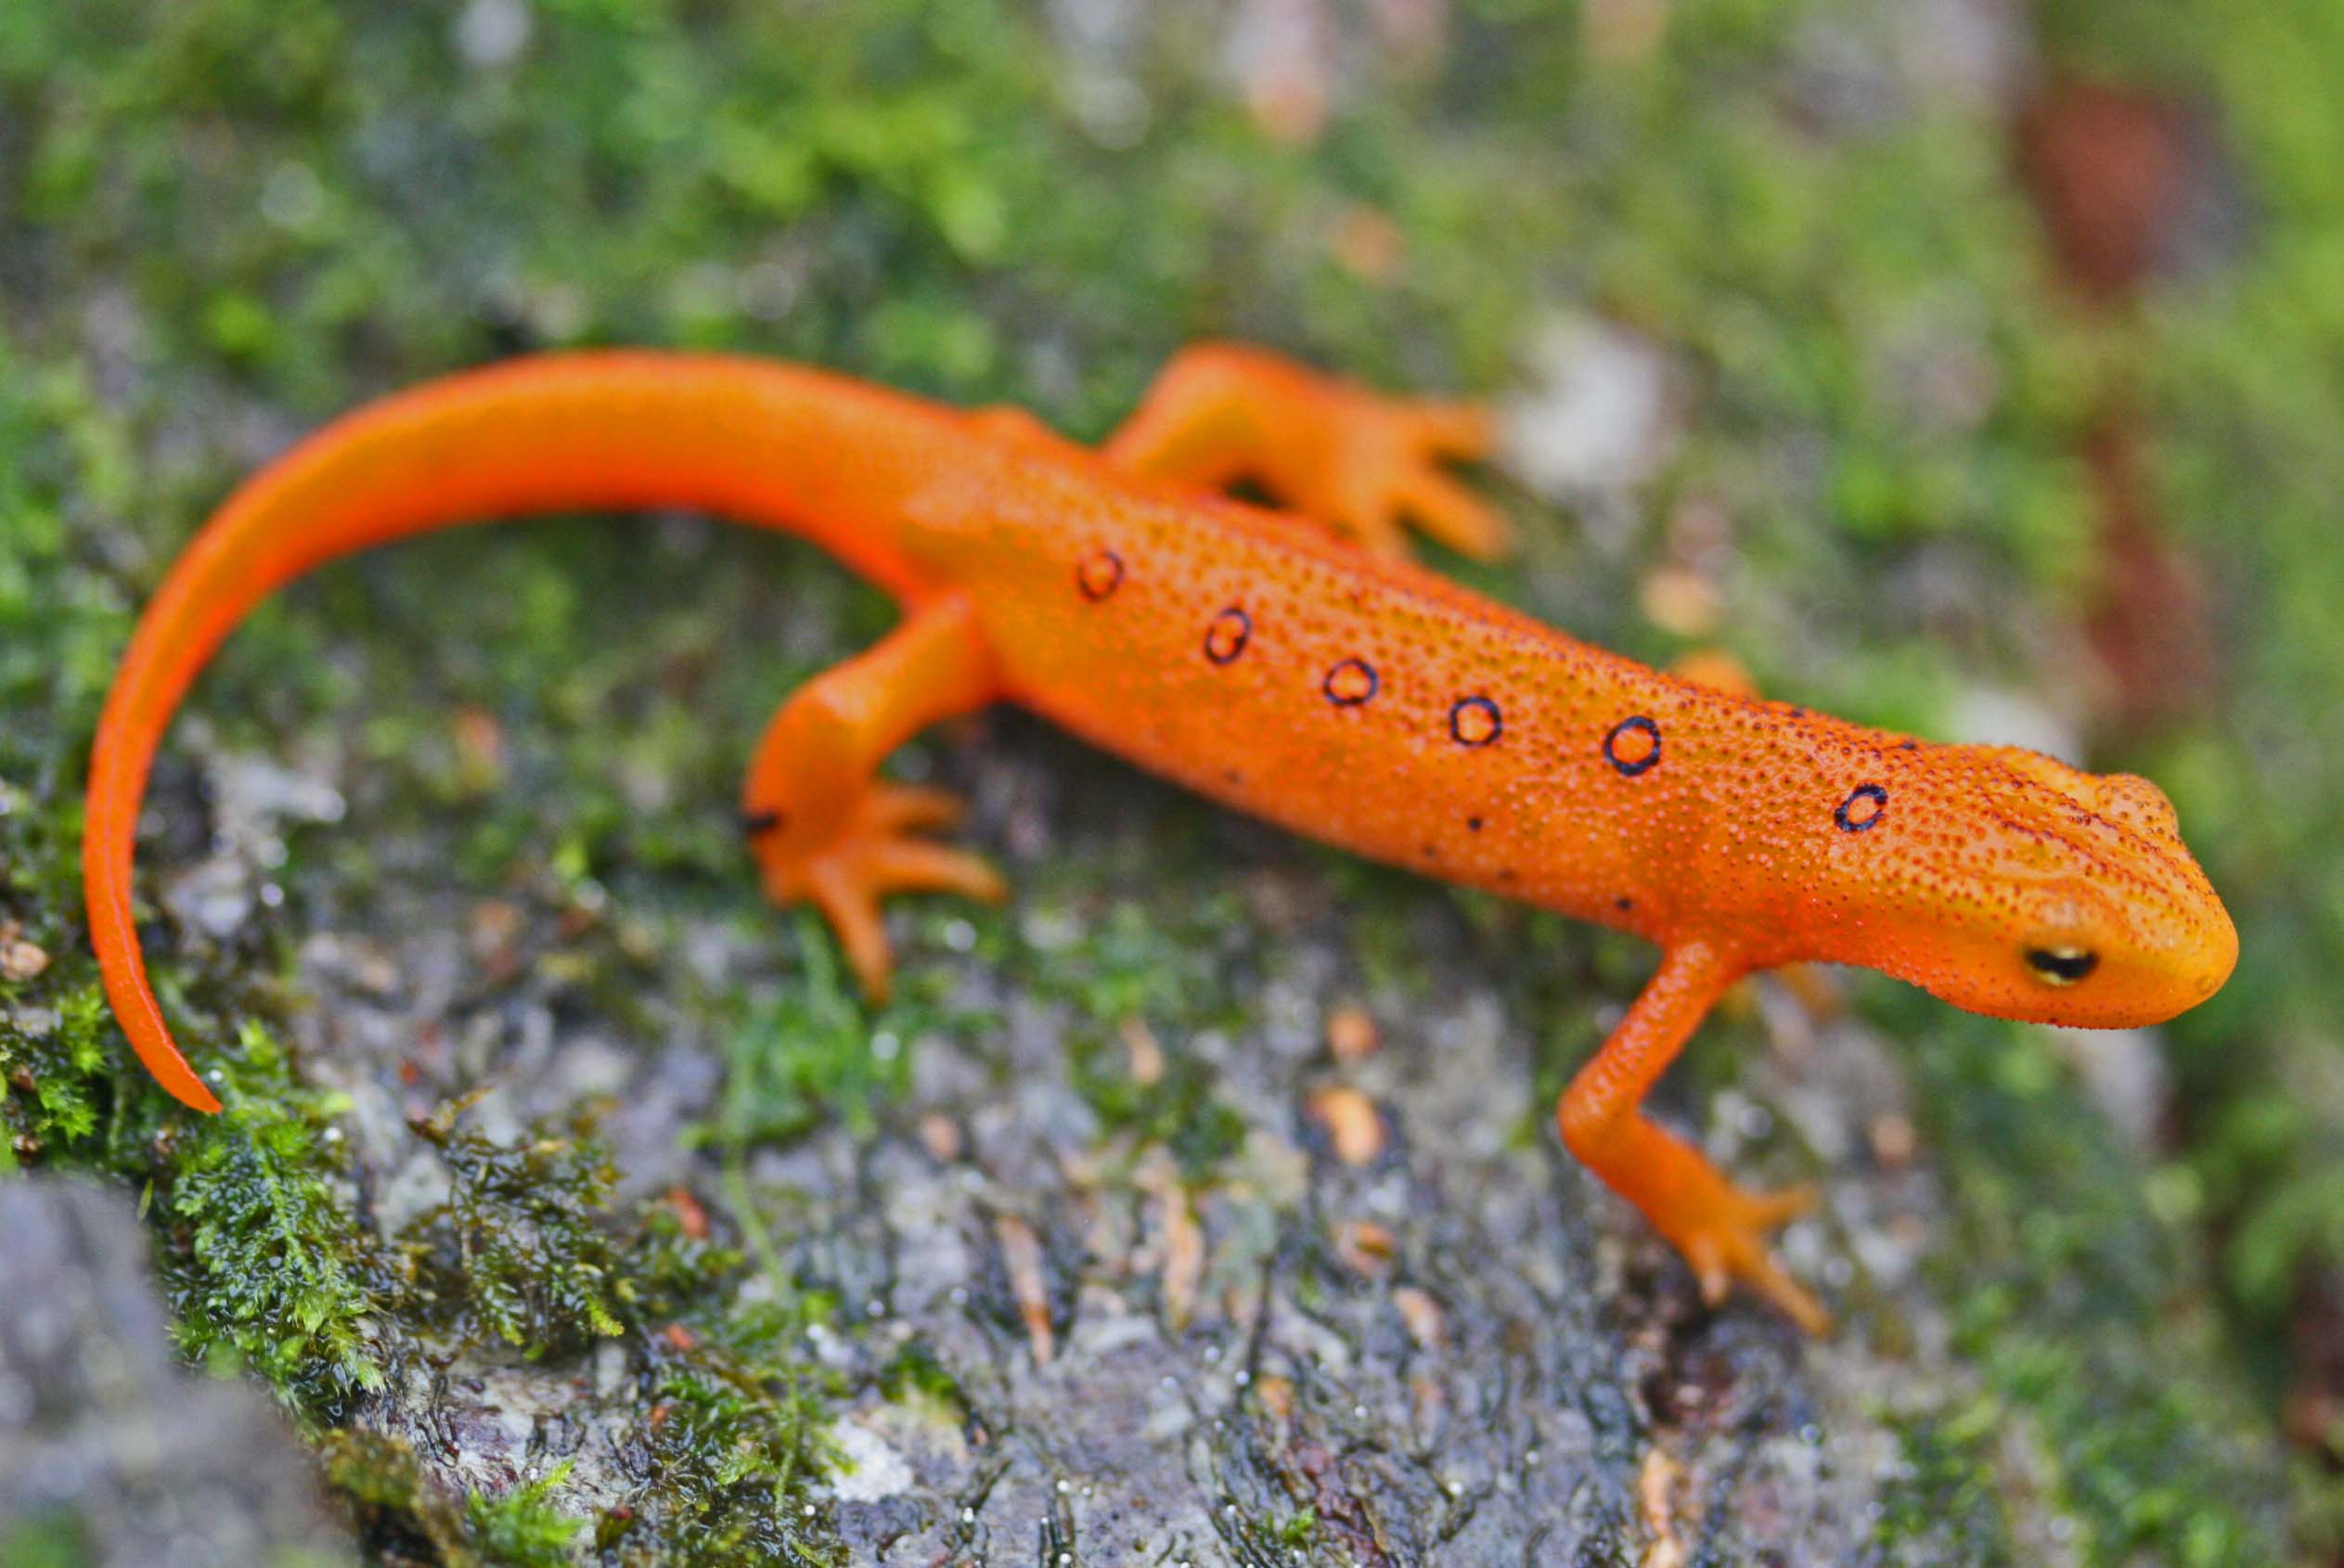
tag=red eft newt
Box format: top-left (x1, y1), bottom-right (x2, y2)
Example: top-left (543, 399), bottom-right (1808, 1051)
top-left (84, 344), bottom-right (2239, 1332)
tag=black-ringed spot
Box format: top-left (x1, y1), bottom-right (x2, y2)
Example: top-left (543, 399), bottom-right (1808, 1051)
top-left (1204, 607), bottom-right (1251, 664)
top-left (1324, 658), bottom-right (1378, 706)
top-left (1075, 548), bottom-right (1124, 601)
top-left (741, 809), bottom-right (784, 838)
top-left (1603, 715), bottom-right (1661, 777)
top-left (1835, 783), bottom-right (1888, 832)
top-left (1449, 696), bottom-right (1502, 748)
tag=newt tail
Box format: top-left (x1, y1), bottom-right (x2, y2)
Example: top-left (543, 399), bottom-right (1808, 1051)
top-left (86, 343), bottom-right (2235, 1331)
top-left (85, 354), bottom-right (956, 1112)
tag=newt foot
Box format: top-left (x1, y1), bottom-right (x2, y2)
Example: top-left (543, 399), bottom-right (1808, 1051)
top-left (750, 783), bottom-right (1005, 1000)
top-left (1317, 395), bottom-right (1508, 560)
top-left (1670, 1181), bottom-right (1830, 1336)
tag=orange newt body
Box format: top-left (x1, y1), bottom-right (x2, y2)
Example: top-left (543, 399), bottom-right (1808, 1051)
top-left (84, 344), bottom-right (2238, 1331)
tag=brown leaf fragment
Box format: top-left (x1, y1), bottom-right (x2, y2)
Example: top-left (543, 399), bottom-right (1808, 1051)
top-left (1868, 1113), bottom-right (1918, 1172)
top-left (1307, 1085), bottom-right (1385, 1165)
top-left (663, 1186), bottom-right (709, 1240)
top-left (1326, 1004), bottom-right (1380, 1064)
top-left (918, 1112), bottom-right (962, 1163)
top-left (1638, 1446), bottom-right (1686, 1568)
top-left (0, 933), bottom-right (50, 981)
top-left (1392, 1285), bottom-right (1446, 1350)
top-left (1120, 1015), bottom-right (1165, 1086)
top-left (994, 1215), bottom-right (1055, 1366)
top-left (1333, 1218), bottom-right (1395, 1278)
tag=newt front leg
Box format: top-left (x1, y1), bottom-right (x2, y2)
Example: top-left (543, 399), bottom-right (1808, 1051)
top-left (1558, 940), bottom-right (1829, 1334)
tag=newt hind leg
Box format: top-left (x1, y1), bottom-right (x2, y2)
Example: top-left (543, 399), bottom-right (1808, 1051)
top-left (741, 593), bottom-right (1006, 1001)
top-left (1103, 341), bottom-right (1507, 560)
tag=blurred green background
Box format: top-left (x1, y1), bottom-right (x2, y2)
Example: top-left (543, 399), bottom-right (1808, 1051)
top-left (3, 0), bottom-right (2342, 1562)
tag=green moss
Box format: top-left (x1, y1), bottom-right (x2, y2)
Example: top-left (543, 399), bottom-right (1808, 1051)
top-left (692, 914), bottom-right (916, 1152)
top-left (2014, 0), bottom-right (2344, 1549)
top-left (627, 1302), bottom-right (845, 1566)
top-left (1895, 996), bottom-right (2287, 1563)
top-left (404, 1102), bottom-right (628, 1358)
top-left (328, 1430), bottom-right (598, 1568)
top-left (1873, 1398), bottom-right (2014, 1561)
top-left (163, 1025), bottom-right (386, 1410)
top-left (1213, 1501), bottom-right (1334, 1566)
top-left (306, 1189), bottom-right (847, 1563)
top-left (0, 1513), bottom-right (97, 1568)
top-left (463, 1461), bottom-right (584, 1568)
top-left (1069, 1030), bottom-right (1250, 1177)
top-left (0, 980), bottom-right (115, 1160)
top-left (874, 1339), bottom-right (970, 1419)
top-left (1027, 891), bottom-right (1256, 1176)
top-left (1272, 1507), bottom-right (1320, 1548)
top-left (318, 1430), bottom-right (472, 1562)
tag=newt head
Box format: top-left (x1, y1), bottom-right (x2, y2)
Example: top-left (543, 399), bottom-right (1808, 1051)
top-left (1815, 741), bottom-right (2237, 1029)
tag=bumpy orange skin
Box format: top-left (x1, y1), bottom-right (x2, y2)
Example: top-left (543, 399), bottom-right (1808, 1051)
top-left (84, 344), bottom-right (2237, 1332)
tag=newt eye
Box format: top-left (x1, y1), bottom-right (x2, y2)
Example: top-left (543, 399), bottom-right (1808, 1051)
top-left (2024, 945), bottom-right (2098, 985)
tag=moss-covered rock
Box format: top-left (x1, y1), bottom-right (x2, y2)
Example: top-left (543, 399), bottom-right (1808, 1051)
top-left (3, 0), bottom-right (2332, 1560)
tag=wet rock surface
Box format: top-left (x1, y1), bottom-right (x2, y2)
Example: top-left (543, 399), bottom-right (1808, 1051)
top-left (252, 726), bottom-right (2016, 1564)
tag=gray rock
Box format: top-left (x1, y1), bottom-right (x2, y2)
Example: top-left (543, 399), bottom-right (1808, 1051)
top-left (0, 1178), bottom-right (354, 1568)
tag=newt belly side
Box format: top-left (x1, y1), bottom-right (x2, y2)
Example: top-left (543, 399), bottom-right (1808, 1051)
top-left (84, 342), bottom-right (2238, 1331)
